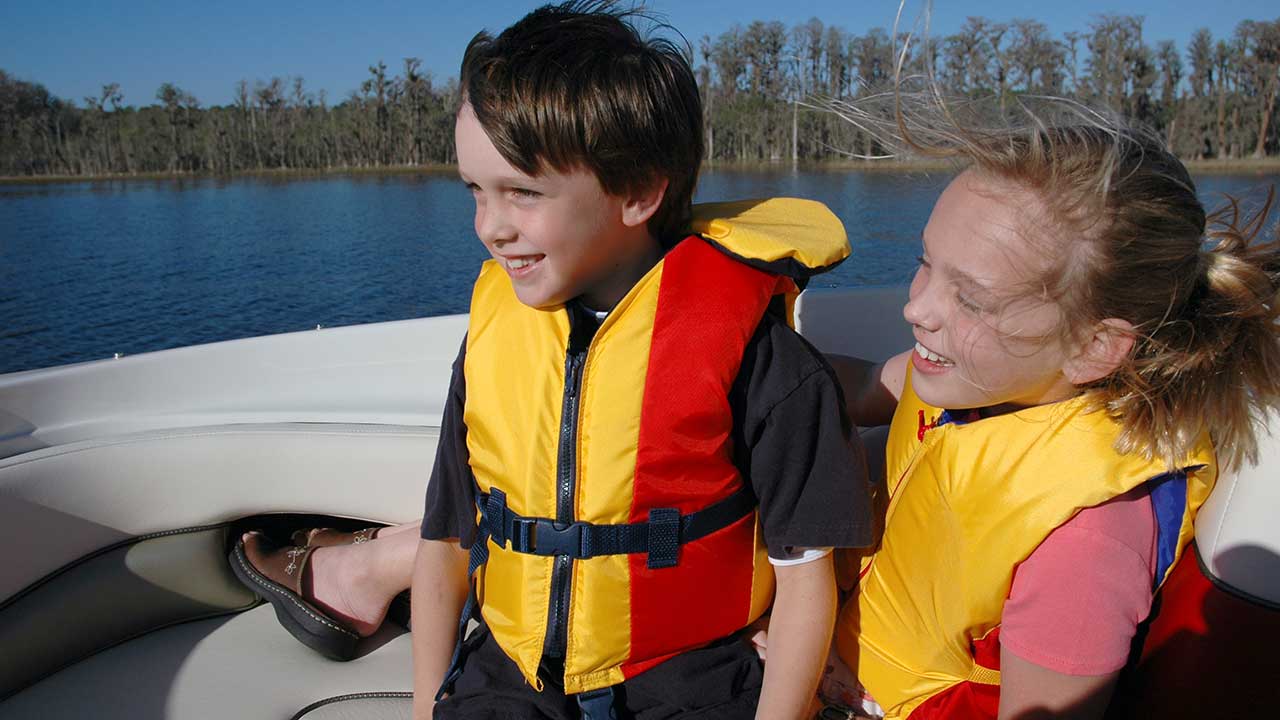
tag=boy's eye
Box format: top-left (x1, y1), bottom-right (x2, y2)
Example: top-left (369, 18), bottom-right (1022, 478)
top-left (915, 254), bottom-right (929, 268)
top-left (511, 187), bottom-right (541, 199)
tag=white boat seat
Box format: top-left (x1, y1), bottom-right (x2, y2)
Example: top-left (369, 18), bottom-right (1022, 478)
top-left (1193, 410), bottom-right (1280, 605)
top-left (0, 604), bottom-right (413, 720)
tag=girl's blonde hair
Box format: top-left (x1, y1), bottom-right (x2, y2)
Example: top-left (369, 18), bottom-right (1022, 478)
top-left (827, 91), bottom-right (1280, 469)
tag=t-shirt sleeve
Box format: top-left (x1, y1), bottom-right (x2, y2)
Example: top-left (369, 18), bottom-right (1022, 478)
top-left (420, 337), bottom-right (478, 548)
top-left (1000, 487), bottom-right (1157, 676)
top-left (735, 314), bottom-right (875, 558)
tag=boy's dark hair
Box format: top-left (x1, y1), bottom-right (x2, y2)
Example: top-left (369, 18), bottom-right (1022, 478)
top-left (460, 0), bottom-right (703, 240)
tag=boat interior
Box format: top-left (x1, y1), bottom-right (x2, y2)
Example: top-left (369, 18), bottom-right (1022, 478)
top-left (1, 285), bottom-right (1276, 719)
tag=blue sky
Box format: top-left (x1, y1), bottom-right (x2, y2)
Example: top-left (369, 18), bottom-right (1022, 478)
top-left (2, 1), bottom-right (1275, 108)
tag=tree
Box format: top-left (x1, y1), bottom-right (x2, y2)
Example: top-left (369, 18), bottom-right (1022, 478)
top-left (1063, 31), bottom-right (1081, 93)
top-left (253, 77), bottom-right (285, 167)
top-left (361, 61), bottom-right (392, 165)
top-left (1214, 38), bottom-right (1234, 156)
top-left (1008, 19), bottom-right (1065, 95)
top-left (943, 18), bottom-right (993, 96)
top-left (1156, 40), bottom-right (1184, 147)
top-left (156, 82), bottom-right (197, 171)
top-left (1238, 19), bottom-right (1280, 157)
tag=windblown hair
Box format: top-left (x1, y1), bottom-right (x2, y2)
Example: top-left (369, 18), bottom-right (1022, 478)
top-left (826, 87), bottom-right (1280, 469)
top-left (459, 0), bottom-right (703, 241)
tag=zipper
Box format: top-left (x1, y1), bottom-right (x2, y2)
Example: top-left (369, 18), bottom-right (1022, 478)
top-left (543, 330), bottom-right (588, 659)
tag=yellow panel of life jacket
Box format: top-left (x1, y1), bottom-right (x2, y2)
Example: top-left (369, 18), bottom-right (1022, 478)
top-left (838, 366), bottom-right (1217, 719)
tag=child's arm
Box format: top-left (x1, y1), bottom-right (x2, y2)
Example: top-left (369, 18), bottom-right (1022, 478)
top-left (998, 648), bottom-right (1120, 720)
top-left (826, 350), bottom-right (909, 427)
top-left (755, 553), bottom-right (838, 720)
top-left (411, 537), bottom-right (471, 720)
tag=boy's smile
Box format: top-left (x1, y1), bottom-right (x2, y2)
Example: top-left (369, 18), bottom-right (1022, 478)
top-left (454, 102), bottom-right (663, 310)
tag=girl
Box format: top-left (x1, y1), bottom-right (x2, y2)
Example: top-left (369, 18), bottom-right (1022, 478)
top-left (825, 115), bottom-right (1280, 720)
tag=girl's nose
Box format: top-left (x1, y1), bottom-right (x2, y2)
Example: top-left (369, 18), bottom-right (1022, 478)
top-left (903, 276), bottom-right (941, 332)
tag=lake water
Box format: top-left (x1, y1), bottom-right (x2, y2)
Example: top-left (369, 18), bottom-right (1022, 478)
top-left (2, 168), bottom-right (1277, 374)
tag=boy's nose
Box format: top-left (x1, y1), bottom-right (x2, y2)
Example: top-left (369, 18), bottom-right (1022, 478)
top-left (476, 207), bottom-right (516, 247)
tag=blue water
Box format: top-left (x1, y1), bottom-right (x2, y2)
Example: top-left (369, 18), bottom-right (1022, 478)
top-left (2, 169), bottom-right (1276, 374)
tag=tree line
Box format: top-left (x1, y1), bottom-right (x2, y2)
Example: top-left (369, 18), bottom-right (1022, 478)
top-left (701, 14), bottom-right (1279, 162)
top-left (2, 13), bottom-right (1277, 177)
top-left (0, 58), bottom-right (457, 177)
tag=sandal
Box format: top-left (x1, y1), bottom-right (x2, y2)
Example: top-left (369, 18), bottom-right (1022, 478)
top-left (289, 526), bottom-right (382, 548)
top-left (229, 532), bottom-right (360, 661)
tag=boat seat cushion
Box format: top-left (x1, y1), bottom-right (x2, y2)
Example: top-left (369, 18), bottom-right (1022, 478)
top-left (0, 605), bottom-right (413, 720)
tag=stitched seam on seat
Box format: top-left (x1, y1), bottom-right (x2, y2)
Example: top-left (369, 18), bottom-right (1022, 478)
top-left (233, 547), bottom-right (358, 638)
top-left (0, 523), bottom-right (231, 613)
top-left (290, 691), bottom-right (414, 720)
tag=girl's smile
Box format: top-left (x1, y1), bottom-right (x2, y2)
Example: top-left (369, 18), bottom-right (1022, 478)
top-left (911, 341), bottom-right (955, 373)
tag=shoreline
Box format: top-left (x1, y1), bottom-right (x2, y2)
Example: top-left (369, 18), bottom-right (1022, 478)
top-left (4, 157), bottom-right (1279, 184)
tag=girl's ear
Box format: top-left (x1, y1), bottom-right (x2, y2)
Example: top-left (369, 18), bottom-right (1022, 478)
top-left (1064, 318), bottom-right (1136, 385)
top-left (621, 177), bottom-right (669, 228)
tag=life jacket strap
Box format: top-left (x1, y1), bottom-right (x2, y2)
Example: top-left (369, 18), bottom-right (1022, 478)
top-left (435, 513), bottom-right (493, 701)
top-left (478, 484), bottom-right (757, 570)
top-left (576, 686), bottom-right (618, 720)
top-left (436, 485), bottom-right (756, 700)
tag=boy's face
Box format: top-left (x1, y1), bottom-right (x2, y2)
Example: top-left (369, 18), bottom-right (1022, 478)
top-left (455, 102), bottom-right (658, 310)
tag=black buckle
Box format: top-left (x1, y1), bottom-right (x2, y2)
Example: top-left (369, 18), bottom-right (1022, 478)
top-left (531, 519), bottom-right (587, 557)
top-left (509, 517), bottom-right (535, 553)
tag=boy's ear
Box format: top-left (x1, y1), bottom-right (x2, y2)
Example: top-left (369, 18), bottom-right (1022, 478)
top-left (1063, 318), bottom-right (1136, 385)
top-left (620, 177), bottom-right (669, 228)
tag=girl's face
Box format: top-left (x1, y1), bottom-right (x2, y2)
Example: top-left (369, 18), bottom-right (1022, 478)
top-left (905, 171), bottom-right (1081, 414)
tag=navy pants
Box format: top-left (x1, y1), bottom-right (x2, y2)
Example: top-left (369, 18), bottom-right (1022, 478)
top-left (434, 625), bottom-right (764, 720)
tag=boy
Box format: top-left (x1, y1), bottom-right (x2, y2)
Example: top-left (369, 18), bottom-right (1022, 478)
top-left (413, 3), bottom-right (872, 719)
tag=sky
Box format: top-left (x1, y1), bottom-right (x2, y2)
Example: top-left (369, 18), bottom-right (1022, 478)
top-left (1, 1), bottom-right (1275, 108)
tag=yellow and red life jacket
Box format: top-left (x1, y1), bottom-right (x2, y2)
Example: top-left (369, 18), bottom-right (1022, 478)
top-left (462, 198), bottom-right (848, 695)
top-left (837, 366), bottom-right (1217, 719)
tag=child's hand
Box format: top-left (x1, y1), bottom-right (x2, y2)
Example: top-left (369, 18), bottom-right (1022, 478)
top-left (746, 614), bottom-right (771, 660)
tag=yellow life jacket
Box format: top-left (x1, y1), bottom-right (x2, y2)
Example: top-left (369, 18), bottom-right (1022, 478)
top-left (462, 198), bottom-right (848, 695)
top-left (836, 366), bottom-right (1217, 719)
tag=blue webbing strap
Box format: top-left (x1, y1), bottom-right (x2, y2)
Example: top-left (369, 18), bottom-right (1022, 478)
top-left (480, 484), bottom-right (755, 566)
top-left (434, 488), bottom-right (505, 701)
top-left (576, 686), bottom-right (618, 720)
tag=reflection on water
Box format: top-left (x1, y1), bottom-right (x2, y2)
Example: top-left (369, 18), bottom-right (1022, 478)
top-left (1, 169), bottom-right (1276, 374)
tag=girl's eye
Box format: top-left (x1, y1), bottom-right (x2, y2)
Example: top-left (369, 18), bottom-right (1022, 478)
top-left (956, 292), bottom-right (984, 314)
top-left (915, 254), bottom-right (929, 268)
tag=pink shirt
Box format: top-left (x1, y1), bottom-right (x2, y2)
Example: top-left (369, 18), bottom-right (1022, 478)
top-left (999, 485), bottom-right (1157, 676)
